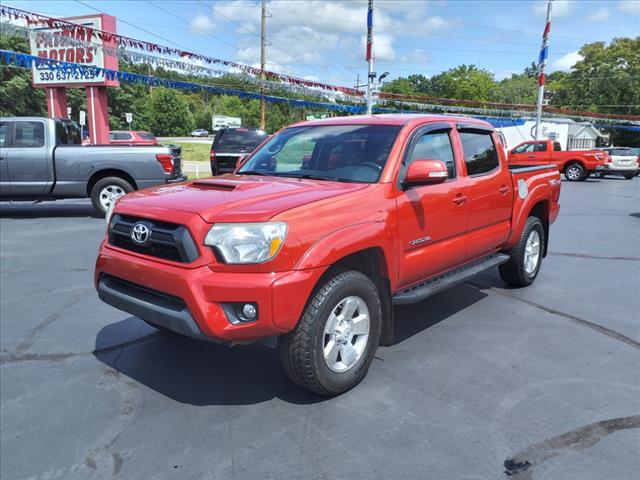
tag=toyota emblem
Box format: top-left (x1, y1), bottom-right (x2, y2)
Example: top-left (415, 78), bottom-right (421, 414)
top-left (131, 223), bottom-right (151, 244)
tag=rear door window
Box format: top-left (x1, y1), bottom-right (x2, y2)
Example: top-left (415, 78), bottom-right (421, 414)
top-left (12, 121), bottom-right (45, 148)
top-left (460, 132), bottom-right (499, 176)
top-left (215, 129), bottom-right (268, 152)
top-left (533, 142), bottom-right (547, 152)
top-left (112, 132), bottom-right (133, 141)
top-left (138, 132), bottom-right (156, 141)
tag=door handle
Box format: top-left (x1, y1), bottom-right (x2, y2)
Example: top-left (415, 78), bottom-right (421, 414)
top-left (528, 154), bottom-right (535, 158)
top-left (499, 185), bottom-right (510, 195)
top-left (453, 194), bottom-right (467, 205)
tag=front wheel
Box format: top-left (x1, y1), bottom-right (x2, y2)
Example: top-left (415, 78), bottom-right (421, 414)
top-left (564, 162), bottom-right (586, 181)
top-left (279, 270), bottom-right (382, 396)
top-left (499, 217), bottom-right (545, 287)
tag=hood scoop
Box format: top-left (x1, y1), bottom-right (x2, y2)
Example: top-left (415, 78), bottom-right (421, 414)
top-left (192, 179), bottom-right (240, 191)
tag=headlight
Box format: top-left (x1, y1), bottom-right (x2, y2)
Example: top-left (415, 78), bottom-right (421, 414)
top-left (204, 222), bottom-right (287, 264)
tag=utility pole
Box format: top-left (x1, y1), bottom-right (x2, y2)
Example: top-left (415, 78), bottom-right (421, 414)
top-left (366, 0), bottom-right (375, 115)
top-left (260, 0), bottom-right (267, 130)
top-left (534, 0), bottom-right (553, 140)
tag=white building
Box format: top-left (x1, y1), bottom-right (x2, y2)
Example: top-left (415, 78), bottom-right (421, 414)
top-left (496, 118), bottom-right (604, 150)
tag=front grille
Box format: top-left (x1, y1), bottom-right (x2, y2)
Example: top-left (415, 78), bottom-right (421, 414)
top-left (108, 214), bottom-right (199, 263)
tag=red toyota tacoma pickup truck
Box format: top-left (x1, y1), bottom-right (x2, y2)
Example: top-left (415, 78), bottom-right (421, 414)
top-left (95, 115), bottom-right (561, 395)
top-left (508, 139), bottom-right (609, 181)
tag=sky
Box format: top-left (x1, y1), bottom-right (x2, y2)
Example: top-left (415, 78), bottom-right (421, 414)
top-left (6, 0), bottom-right (640, 88)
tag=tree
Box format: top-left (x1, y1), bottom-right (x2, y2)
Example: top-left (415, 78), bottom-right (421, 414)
top-left (429, 65), bottom-right (496, 101)
top-left (493, 74), bottom-right (537, 104)
top-left (146, 88), bottom-right (195, 136)
top-left (555, 37), bottom-right (640, 116)
top-left (0, 36), bottom-right (46, 117)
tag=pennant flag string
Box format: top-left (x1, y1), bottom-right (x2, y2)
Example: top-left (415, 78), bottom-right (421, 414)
top-left (0, 4), bottom-right (362, 96)
top-left (1, 49), bottom-right (638, 131)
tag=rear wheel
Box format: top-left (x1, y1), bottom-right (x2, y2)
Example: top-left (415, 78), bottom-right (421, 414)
top-left (624, 173), bottom-right (635, 180)
top-left (564, 162), bottom-right (586, 181)
top-left (594, 171), bottom-right (606, 179)
top-left (499, 217), bottom-right (545, 287)
top-left (279, 270), bottom-right (382, 396)
top-left (91, 177), bottom-right (133, 215)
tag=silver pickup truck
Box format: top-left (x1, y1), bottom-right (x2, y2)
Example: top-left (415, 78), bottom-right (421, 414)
top-left (0, 117), bottom-right (186, 214)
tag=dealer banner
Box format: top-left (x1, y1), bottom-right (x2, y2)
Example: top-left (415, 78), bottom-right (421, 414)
top-left (28, 14), bottom-right (119, 87)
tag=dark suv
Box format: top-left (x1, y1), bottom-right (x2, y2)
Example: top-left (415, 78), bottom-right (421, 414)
top-left (210, 127), bottom-right (268, 175)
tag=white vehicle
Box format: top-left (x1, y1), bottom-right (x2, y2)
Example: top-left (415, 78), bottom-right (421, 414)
top-left (212, 115), bottom-right (241, 132)
top-left (593, 147), bottom-right (639, 179)
top-left (191, 129), bottom-right (209, 137)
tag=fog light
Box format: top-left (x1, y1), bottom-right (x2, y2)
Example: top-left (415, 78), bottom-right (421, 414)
top-left (242, 303), bottom-right (257, 320)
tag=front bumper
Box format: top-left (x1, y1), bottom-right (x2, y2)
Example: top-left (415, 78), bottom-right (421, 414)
top-left (95, 244), bottom-right (326, 342)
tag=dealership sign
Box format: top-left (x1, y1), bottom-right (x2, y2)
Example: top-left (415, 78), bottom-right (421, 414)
top-left (29, 14), bottom-right (119, 87)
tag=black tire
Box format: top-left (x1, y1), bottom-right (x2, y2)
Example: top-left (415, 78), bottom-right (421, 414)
top-left (594, 171), bottom-right (605, 179)
top-left (564, 162), bottom-right (586, 181)
top-left (90, 176), bottom-right (134, 215)
top-left (624, 173), bottom-right (635, 180)
top-left (279, 270), bottom-right (382, 396)
top-left (499, 217), bottom-right (545, 287)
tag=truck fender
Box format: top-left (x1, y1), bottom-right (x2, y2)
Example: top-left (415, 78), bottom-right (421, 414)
top-left (295, 221), bottom-right (396, 279)
top-left (83, 163), bottom-right (136, 180)
top-left (506, 181), bottom-right (550, 251)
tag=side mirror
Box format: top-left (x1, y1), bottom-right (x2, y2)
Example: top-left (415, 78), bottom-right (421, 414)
top-left (404, 159), bottom-right (448, 187)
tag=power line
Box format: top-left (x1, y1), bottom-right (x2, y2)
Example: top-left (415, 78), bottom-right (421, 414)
top-left (265, 5), bottom-right (580, 50)
top-left (194, 0), bottom-right (354, 84)
top-left (375, 5), bottom-right (592, 42)
top-left (145, 0), bottom-right (239, 50)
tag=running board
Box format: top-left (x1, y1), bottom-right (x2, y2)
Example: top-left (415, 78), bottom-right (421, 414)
top-left (392, 253), bottom-right (510, 305)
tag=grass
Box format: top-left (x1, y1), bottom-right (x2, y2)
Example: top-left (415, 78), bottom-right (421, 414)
top-left (162, 142), bottom-right (211, 162)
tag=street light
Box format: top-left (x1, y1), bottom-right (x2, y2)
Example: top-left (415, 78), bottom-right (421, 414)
top-left (379, 71), bottom-right (389, 82)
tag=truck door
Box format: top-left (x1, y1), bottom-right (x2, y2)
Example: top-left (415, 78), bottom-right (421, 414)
top-left (455, 126), bottom-right (512, 261)
top-left (4, 120), bottom-right (51, 196)
top-left (395, 124), bottom-right (468, 288)
top-left (508, 142), bottom-right (535, 165)
top-left (0, 121), bottom-right (9, 195)
top-left (529, 141), bottom-right (551, 165)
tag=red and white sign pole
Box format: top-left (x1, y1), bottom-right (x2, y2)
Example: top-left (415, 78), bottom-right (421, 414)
top-left (534, 0), bottom-right (553, 140)
top-left (366, 0), bottom-right (374, 115)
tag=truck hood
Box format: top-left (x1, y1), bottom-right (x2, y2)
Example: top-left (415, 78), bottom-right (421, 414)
top-left (121, 174), bottom-right (370, 223)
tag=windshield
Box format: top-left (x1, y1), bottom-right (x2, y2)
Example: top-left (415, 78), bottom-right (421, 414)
top-left (237, 124), bottom-right (401, 183)
top-left (215, 129), bottom-right (267, 152)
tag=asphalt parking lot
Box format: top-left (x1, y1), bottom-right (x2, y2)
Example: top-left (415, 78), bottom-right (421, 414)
top-left (1, 178), bottom-right (639, 480)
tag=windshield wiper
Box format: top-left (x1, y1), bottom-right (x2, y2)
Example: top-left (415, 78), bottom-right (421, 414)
top-left (238, 170), bottom-right (269, 176)
top-left (278, 173), bottom-right (350, 182)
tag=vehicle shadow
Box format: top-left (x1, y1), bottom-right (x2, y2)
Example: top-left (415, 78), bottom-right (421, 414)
top-left (93, 283), bottom-right (488, 406)
top-left (0, 201), bottom-right (99, 219)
